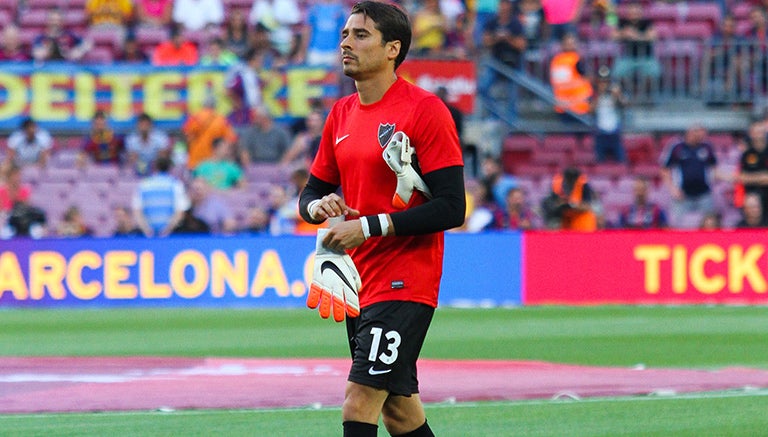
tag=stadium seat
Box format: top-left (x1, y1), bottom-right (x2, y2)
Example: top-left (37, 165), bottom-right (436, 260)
top-left (732, 3), bottom-right (752, 21)
top-left (82, 47), bottom-right (114, 64)
top-left (0, 0), bottom-right (17, 16)
top-left (645, 2), bottom-right (679, 27)
top-left (542, 135), bottom-right (578, 152)
top-left (41, 167), bottom-right (82, 185)
top-left (83, 165), bottom-right (120, 184)
top-left (86, 27), bottom-right (125, 54)
top-left (64, 10), bottom-right (87, 31)
top-left (17, 9), bottom-right (49, 32)
top-left (672, 22), bottom-right (713, 41)
top-left (0, 10), bottom-right (11, 27)
top-left (24, 0), bottom-right (66, 9)
top-left (135, 26), bottom-right (169, 53)
top-left (684, 3), bottom-right (722, 32)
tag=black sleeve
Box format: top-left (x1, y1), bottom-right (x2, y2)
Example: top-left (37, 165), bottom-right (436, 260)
top-left (390, 165), bottom-right (466, 236)
top-left (298, 174), bottom-right (339, 224)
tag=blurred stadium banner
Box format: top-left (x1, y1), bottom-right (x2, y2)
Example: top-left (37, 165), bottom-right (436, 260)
top-left (525, 230), bottom-right (768, 305)
top-left (0, 60), bottom-right (476, 133)
top-left (0, 233), bottom-right (521, 308)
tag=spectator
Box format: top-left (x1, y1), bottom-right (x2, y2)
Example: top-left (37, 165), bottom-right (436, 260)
top-left (125, 112), bottom-right (171, 176)
top-left (460, 178), bottom-right (501, 232)
top-left (187, 177), bottom-right (237, 234)
top-left (223, 9), bottom-right (250, 59)
top-left (591, 65), bottom-right (627, 163)
top-left (151, 22), bottom-right (199, 66)
top-left (248, 0), bottom-right (302, 58)
top-left (517, 0), bottom-right (547, 50)
top-left (411, 0), bottom-right (449, 58)
top-left (609, 1), bottom-right (661, 97)
top-left (56, 205), bottom-right (94, 238)
top-left (237, 106), bottom-right (292, 165)
top-left (111, 205), bottom-right (144, 237)
top-left (478, 0), bottom-right (526, 123)
top-left (617, 176), bottom-right (668, 229)
top-left (0, 25), bottom-right (31, 61)
top-left (705, 14), bottom-right (746, 103)
top-left (136, 0), bottom-right (174, 29)
top-left (182, 96), bottom-right (238, 170)
top-left (287, 168), bottom-right (325, 235)
top-left (241, 205), bottom-right (270, 234)
top-left (549, 33), bottom-right (593, 121)
top-left (299, 0), bottom-right (347, 66)
top-left (171, 208), bottom-right (211, 234)
top-left (541, 166), bottom-right (599, 231)
top-left (4, 118), bottom-right (52, 169)
top-left (699, 211), bottom-right (722, 230)
top-left (5, 197), bottom-right (47, 239)
top-left (193, 138), bottom-right (245, 190)
top-left (225, 48), bottom-right (265, 130)
top-left (540, 0), bottom-right (583, 42)
top-left (172, 0), bottom-right (225, 32)
top-left (117, 34), bottom-right (149, 62)
top-left (736, 192), bottom-right (768, 228)
top-left (436, 86), bottom-right (474, 176)
top-left (132, 156), bottom-right (190, 237)
top-left (200, 37), bottom-right (239, 67)
top-left (443, 3), bottom-right (469, 59)
top-left (85, 0), bottom-right (134, 41)
top-left (78, 110), bottom-right (125, 167)
top-left (492, 186), bottom-right (539, 230)
top-left (265, 183), bottom-right (294, 235)
top-left (0, 165), bottom-right (32, 215)
top-left (480, 154), bottom-right (518, 210)
top-left (736, 121), bottom-right (768, 212)
top-left (470, 0), bottom-right (500, 51)
top-left (248, 22), bottom-right (288, 68)
top-left (660, 124), bottom-right (722, 229)
top-left (744, 8), bottom-right (768, 95)
top-left (281, 108), bottom-right (325, 167)
top-left (32, 10), bottom-right (92, 63)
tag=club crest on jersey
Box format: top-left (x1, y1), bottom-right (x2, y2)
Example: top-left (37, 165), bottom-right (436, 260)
top-left (378, 123), bottom-right (395, 148)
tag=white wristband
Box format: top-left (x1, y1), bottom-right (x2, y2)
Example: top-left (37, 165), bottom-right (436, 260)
top-left (360, 216), bottom-right (371, 240)
top-left (378, 213), bottom-right (389, 237)
top-left (307, 199), bottom-right (322, 220)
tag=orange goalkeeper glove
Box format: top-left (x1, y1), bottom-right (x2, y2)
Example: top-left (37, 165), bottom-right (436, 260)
top-left (306, 229), bottom-right (361, 322)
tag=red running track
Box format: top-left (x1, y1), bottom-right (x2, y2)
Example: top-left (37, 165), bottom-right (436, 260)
top-left (2, 357), bottom-right (768, 413)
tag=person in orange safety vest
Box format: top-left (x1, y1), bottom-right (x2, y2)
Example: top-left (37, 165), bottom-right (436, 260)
top-left (549, 33), bottom-right (594, 115)
top-left (543, 166), bottom-right (599, 231)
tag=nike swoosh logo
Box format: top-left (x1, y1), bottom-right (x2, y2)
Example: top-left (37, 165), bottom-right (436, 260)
top-left (368, 366), bottom-right (392, 376)
top-left (335, 134), bottom-right (350, 145)
top-left (320, 261), bottom-right (356, 292)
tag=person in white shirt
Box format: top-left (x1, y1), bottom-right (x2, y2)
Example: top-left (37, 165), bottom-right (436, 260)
top-left (172, 0), bottom-right (224, 31)
top-left (4, 117), bottom-right (53, 169)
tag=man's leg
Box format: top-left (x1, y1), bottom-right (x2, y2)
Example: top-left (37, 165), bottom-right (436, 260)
top-left (342, 381), bottom-right (388, 437)
top-left (382, 393), bottom-right (433, 436)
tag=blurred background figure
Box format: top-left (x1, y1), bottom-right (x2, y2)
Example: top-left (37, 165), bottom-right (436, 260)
top-left (78, 110), bottom-right (125, 168)
top-left (172, 0), bottom-right (225, 32)
top-left (541, 166), bottom-right (599, 231)
top-left (411, 0), bottom-right (449, 58)
top-left (111, 205), bottom-right (144, 237)
top-left (300, 0), bottom-right (346, 67)
top-left (192, 138), bottom-right (245, 190)
top-left (187, 177), bottom-right (237, 235)
top-left (151, 22), bottom-right (199, 66)
top-left (132, 156), bottom-right (190, 237)
top-left (591, 66), bottom-right (627, 163)
top-left (617, 176), bottom-right (668, 229)
top-left (4, 118), bottom-right (52, 170)
top-left (240, 205), bottom-right (270, 234)
top-left (492, 186), bottom-right (540, 230)
top-left (125, 113), bottom-right (171, 177)
top-left (182, 95), bottom-right (238, 170)
top-left (0, 25), bottom-right (30, 61)
top-left (136, 0), bottom-right (174, 29)
top-left (238, 106), bottom-right (291, 165)
top-left (56, 205), bottom-right (94, 238)
top-left (736, 192), bottom-right (767, 228)
top-left (32, 10), bottom-right (91, 63)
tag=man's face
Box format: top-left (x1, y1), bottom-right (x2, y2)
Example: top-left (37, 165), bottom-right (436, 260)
top-left (340, 13), bottom-right (397, 80)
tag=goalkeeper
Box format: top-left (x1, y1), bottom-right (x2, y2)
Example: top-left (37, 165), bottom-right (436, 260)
top-left (298, 3), bottom-right (465, 436)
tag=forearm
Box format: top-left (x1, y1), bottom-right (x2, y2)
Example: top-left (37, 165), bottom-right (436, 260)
top-left (298, 174), bottom-right (339, 224)
top-left (389, 165), bottom-right (465, 236)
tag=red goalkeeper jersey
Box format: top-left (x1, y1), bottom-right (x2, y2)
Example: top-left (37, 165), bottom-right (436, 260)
top-left (310, 77), bottom-right (463, 308)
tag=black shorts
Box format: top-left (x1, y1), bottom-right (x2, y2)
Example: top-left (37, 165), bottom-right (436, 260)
top-left (346, 300), bottom-right (435, 397)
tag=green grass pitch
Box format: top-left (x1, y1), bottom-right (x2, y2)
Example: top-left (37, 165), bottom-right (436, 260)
top-left (1, 305), bottom-right (768, 435)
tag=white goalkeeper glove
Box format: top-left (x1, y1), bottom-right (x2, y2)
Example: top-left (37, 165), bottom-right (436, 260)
top-left (382, 131), bottom-right (432, 209)
top-left (306, 229), bottom-right (361, 322)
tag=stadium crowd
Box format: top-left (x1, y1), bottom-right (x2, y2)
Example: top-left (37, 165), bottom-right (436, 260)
top-left (1, 0), bottom-right (768, 238)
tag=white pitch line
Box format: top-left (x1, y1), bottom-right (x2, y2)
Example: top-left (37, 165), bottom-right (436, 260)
top-left (3, 389), bottom-right (768, 419)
